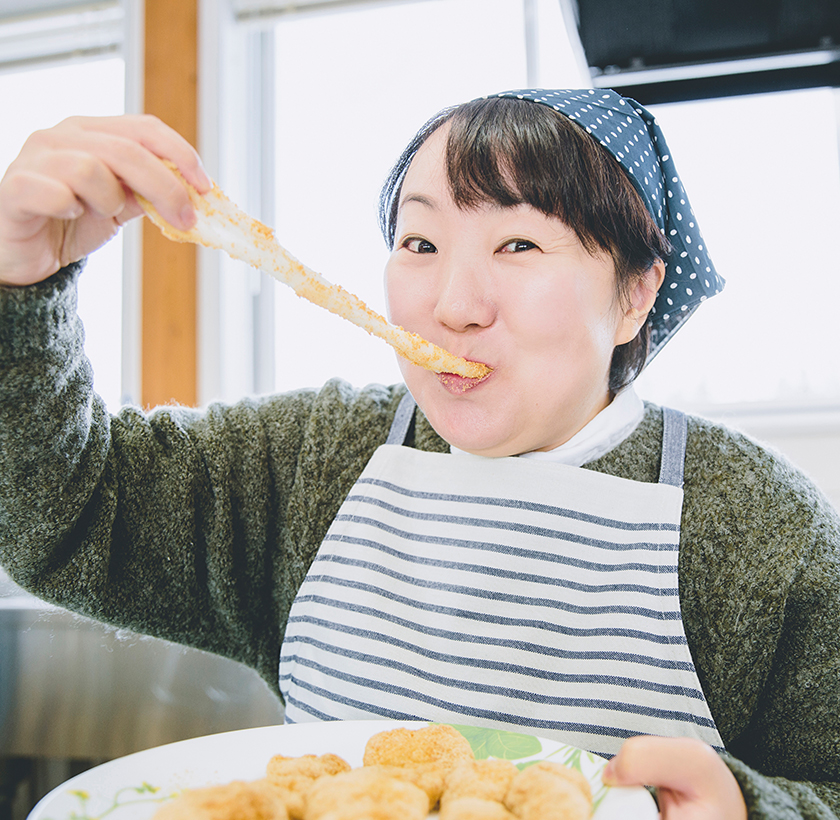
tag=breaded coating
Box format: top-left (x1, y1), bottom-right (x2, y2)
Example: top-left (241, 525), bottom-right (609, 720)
top-left (303, 767), bottom-right (428, 820)
top-left (441, 759), bottom-right (519, 806)
top-left (362, 763), bottom-right (447, 810)
top-left (439, 796), bottom-right (517, 820)
top-left (153, 779), bottom-right (289, 820)
top-left (504, 761), bottom-right (593, 820)
top-left (362, 724), bottom-right (474, 768)
top-left (266, 754), bottom-right (351, 781)
top-left (265, 754), bottom-right (351, 820)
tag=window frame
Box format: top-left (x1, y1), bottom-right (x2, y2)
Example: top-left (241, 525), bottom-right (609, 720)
top-left (0, 0), bottom-right (143, 406)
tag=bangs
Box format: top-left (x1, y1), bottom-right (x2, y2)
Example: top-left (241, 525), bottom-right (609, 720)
top-left (443, 98), bottom-right (648, 260)
top-left (444, 98), bottom-right (592, 220)
top-left (380, 97), bottom-right (665, 268)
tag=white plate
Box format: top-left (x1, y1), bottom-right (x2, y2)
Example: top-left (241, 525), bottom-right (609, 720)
top-left (30, 720), bottom-right (657, 820)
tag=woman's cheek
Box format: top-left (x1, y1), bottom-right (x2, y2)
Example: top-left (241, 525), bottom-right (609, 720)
top-left (386, 265), bottom-right (434, 332)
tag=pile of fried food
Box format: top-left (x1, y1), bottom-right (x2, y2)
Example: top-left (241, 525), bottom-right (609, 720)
top-left (153, 724), bottom-right (593, 820)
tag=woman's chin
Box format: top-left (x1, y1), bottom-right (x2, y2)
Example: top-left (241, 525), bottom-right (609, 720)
top-left (426, 410), bottom-right (521, 458)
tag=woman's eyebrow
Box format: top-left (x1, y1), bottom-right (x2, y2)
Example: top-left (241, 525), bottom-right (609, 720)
top-left (400, 192), bottom-right (438, 209)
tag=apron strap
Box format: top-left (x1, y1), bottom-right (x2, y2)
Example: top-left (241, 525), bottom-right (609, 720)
top-left (386, 391), bottom-right (416, 445)
top-left (659, 407), bottom-right (688, 488)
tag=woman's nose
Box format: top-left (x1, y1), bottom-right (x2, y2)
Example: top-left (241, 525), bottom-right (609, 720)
top-left (433, 261), bottom-right (496, 332)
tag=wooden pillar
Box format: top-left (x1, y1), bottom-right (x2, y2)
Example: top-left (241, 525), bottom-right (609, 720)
top-left (142, 0), bottom-right (199, 407)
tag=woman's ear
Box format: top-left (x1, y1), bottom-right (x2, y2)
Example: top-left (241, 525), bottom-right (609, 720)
top-left (615, 259), bottom-right (666, 346)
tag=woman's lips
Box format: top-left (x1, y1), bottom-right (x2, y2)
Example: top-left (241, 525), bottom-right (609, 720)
top-left (437, 366), bottom-right (492, 394)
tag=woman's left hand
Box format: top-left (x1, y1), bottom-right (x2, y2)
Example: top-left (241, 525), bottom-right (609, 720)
top-left (602, 736), bottom-right (747, 820)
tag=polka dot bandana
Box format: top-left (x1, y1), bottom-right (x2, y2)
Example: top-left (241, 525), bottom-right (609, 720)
top-left (495, 88), bottom-right (724, 359)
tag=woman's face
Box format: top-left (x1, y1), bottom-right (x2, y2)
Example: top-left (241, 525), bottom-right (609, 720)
top-left (385, 126), bottom-right (656, 458)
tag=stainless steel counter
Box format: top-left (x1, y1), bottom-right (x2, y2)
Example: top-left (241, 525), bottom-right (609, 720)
top-left (0, 570), bottom-right (284, 761)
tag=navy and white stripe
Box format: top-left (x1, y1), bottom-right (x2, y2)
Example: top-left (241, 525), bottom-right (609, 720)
top-left (279, 407), bottom-right (722, 757)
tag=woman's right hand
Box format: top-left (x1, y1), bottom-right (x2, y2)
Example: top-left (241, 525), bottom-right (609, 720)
top-left (0, 114), bottom-right (212, 287)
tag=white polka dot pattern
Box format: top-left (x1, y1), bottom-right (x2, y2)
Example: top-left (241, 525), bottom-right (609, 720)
top-left (495, 88), bottom-right (725, 358)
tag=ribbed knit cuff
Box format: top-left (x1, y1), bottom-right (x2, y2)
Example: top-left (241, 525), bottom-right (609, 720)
top-left (0, 262), bottom-right (85, 363)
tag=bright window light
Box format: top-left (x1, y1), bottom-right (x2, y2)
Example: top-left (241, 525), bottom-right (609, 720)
top-left (635, 88), bottom-right (840, 408)
top-left (271, 0), bottom-right (532, 392)
top-left (0, 56), bottom-right (125, 411)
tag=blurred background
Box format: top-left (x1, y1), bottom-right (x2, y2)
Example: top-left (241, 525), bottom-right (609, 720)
top-left (1, 0), bottom-right (838, 817)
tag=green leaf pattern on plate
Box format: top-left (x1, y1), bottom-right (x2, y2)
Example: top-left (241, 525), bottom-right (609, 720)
top-left (447, 725), bottom-right (543, 760)
top-left (447, 724), bottom-right (610, 813)
top-left (47, 782), bottom-right (175, 820)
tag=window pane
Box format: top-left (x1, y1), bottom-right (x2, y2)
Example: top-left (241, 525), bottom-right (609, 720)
top-left (272, 0), bottom-right (530, 391)
top-left (634, 88), bottom-right (840, 407)
top-left (0, 57), bottom-right (125, 410)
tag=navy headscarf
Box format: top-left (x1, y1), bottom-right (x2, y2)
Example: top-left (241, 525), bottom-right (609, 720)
top-left (496, 88), bottom-right (724, 358)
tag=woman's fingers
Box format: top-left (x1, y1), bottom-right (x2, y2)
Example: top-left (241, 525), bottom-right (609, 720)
top-left (0, 170), bottom-right (84, 226)
top-left (22, 118), bottom-right (202, 230)
top-left (602, 736), bottom-right (746, 820)
top-left (0, 113), bottom-right (209, 285)
top-left (68, 114), bottom-right (212, 194)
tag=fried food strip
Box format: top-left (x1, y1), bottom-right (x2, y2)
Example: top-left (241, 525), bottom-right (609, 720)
top-left (363, 724), bottom-right (475, 768)
top-left (153, 779), bottom-right (289, 820)
top-left (303, 767), bottom-right (428, 820)
top-left (503, 761), bottom-right (593, 820)
top-left (265, 754), bottom-right (351, 820)
top-left (136, 162), bottom-right (490, 380)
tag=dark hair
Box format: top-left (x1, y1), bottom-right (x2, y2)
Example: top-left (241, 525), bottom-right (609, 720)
top-left (379, 97), bottom-right (671, 392)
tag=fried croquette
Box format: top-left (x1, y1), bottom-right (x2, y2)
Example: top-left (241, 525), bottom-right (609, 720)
top-left (441, 759), bottom-right (519, 805)
top-left (439, 796), bottom-right (517, 820)
top-left (303, 767), bottom-right (429, 820)
top-left (360, 762), bottom-right (448, 811)
top-left (153, 779), bottom-right (289, 820)
top-left (504, 761), bottom-right (593, 820)
top-left (363, 724), bottom-right (475, 768)
top-left (265, 754), bottom-right (351, 820)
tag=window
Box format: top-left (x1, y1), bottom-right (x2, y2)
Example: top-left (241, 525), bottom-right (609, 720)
top-left (0, 2), bottom-right (130, 412)
top-left (634, 87), bottom-right (840, 409)
top-left (207, 0), bottom-right (589, 401)
top-left (271, 0), bottom-right (535, 391)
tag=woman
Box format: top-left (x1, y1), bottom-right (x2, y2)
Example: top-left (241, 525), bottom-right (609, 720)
top-left (0, 89), bottom-right (838, 820)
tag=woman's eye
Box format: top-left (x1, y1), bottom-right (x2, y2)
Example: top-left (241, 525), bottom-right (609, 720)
top-left (498, 239), bottom-right (538, 253)
top-left (403, 237), bottom-right (437, 254)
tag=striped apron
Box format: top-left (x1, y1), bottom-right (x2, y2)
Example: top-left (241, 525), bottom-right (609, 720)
top-left (279, 395), bottom-right (723, 757)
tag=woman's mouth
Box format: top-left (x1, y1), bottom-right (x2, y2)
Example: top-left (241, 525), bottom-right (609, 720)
top-left (436, 367), bottom-right (492, 394)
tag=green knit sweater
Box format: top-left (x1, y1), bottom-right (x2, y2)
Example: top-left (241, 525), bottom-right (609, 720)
top-left (1, 266), bottom-right (839, 819)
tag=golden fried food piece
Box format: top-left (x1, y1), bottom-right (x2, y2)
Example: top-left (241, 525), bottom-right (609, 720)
top-left (504, 761), bottom-right (593, 820)
top-left (439, 796), bottom-right (517, 820)
top-left (153, 779), bottom-right (289, 820)
top-left (438, 759), bottom-right (520, 820)
top-left (303, 767), bottom-right (428, 820)
top-left (363, 724), bottom-right (475, 768)
top-left (265, 754), bottom-right (351, 820)
top-left (441, 759), bottom-right (519, 805)
top-left (266, 754), bottom-right (351, 782)
top-left (362, 763), bottom-right (447, 811)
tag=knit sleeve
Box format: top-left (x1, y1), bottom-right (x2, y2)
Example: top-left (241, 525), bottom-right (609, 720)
top-left (0, 266), bottom-right (402, 694)
top-left (679, 415), bottom-right (840, 820)
top-left (728, 495), bottom-right (840, 820)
